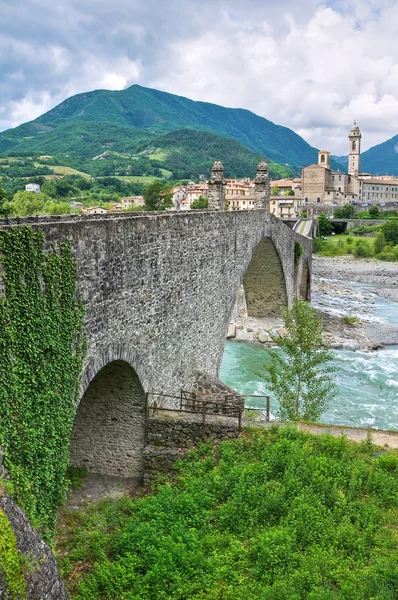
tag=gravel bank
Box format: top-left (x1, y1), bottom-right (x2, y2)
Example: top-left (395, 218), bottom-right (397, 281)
top-left (312, 255), bottom-right (398, 346)
top-left (313, 256), bottom-right (398, 302)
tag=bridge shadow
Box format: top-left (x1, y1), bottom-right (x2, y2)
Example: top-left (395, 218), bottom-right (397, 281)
top-left (242, 237), bottom-right (288, 317)
top-left (69, 360), bottom-right (146, 481)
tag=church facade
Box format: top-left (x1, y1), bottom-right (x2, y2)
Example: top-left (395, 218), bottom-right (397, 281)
top-left (302, 122), bottom-right (398, 207)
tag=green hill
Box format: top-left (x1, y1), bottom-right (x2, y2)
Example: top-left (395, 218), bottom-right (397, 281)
top-left (0, 84), bottom-right (318, 169)
top-left (139, 129), bottom-right (293, 180)
top-left (360, 135), bottom-right (398, 176)
top-left (0, 121), bottom-right (156, 157)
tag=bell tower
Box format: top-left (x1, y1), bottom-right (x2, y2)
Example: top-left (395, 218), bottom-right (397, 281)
top-left (348, 120), bottom-right (361, 176)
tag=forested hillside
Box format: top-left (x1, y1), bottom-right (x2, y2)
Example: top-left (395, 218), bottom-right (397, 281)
top-left (0, 84), bottom-right (318, 169)
top-left (360, 135), bottom-right (398, 175)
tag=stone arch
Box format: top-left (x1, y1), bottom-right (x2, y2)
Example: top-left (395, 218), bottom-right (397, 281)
top-left (69, 360), bottom-right (146, 480)
top-left (299, 261), bottom-right (311, 301)
top-left (242, 236), bottom-right (288, 317)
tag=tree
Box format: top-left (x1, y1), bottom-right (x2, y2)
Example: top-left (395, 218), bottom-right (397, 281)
top-left (318, 213), bottom-right (333, 237)
top-left (0, 181), bottom-right (7, 216)
top-left (190, 196), bottom-right (208, 209)
top-left (374, 231), bottom-right (386, 254)
top-left (271, 185), bottom-right (279, 196)
top-left (143, 181), bottom-right (173, 211)
top-left (382, 220), bottom-right (398, 245)
top-left (369, 204), bottom-right (381, 219)
top-left (9, 191), bottom-right (51, 216)
top-left (286, 189), bottom-right (295, 196)
top-left (264, 300), bottom-right (336, 422)
top-left (333, 203), bottom-right (355, 219)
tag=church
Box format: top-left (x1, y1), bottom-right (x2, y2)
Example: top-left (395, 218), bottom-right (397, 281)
top-left (301, 122), bottom-right (398, 207)
top-left (301, 122), bottom-right (361, 205)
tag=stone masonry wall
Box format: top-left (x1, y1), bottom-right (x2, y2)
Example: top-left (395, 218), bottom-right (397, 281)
top-left (69, 360), bottom-right (146, 479)
top-left (143, 413), bottom-right (239, 483)
top-left (243, 237), bottom-right (288, 316)
top-left (2, 210), bottom-right (310, 402)
top-left (0, 210), bottom-right (311, 478)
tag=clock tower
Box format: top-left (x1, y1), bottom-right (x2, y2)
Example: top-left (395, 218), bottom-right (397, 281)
top-left (348, 120), bottom-right (361, 176)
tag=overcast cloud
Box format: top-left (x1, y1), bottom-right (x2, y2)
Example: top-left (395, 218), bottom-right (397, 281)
top-left (1, 0), bottom-right (398, 153)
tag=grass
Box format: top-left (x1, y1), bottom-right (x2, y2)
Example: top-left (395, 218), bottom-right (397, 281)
top-left (55, 426), bottom-right (398, 600)
top-left (42, 165), bottom-right (91, 179)
top-left (343, 315), bottom-right (359, 325)
top-left (112, 175), bottom-right (164, 182)
top-left (315, 234), bottom-right (375, 257)
top-left (148, 152), bottom-right (167, 160)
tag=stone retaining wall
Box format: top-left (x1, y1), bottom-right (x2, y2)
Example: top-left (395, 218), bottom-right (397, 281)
top-left (143, 414), bottom-right (239, 483)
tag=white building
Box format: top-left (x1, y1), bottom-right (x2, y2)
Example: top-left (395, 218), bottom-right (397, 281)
top-left (25, 183), bottom-right (41, 193)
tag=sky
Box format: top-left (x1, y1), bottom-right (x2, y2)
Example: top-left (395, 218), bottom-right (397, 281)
top-left (1, 0), bottom-right (398, 154)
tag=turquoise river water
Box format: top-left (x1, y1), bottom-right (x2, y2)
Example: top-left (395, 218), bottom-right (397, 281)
top-left (220, 287), bottom-right (398, 431)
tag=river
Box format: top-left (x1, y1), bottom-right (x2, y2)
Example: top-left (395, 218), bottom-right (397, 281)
top-left (220, 275), bottom-right (398, 431)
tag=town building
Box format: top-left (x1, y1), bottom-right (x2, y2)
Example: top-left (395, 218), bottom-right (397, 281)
top-left (121, 196), bottom-right (144, 210)
top-left (301, 121), bottom-right (398, 211)
top-left (270, 196), bottom-right (301, 218)
top-left (85, 206), bottom-right (108, 215)
top-left (25, 183), bottom-right (41, 193)
top-left (301, 149), bottom-right (360, 205)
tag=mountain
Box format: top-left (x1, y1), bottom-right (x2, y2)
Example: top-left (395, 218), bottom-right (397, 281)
top-left (360, 135), bottom-right (398, 176)
top-left (0, 85), bottom-right (318, 169)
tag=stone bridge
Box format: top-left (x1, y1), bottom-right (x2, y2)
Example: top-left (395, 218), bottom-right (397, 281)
top-left (0, 161), bottom-right (312, 481)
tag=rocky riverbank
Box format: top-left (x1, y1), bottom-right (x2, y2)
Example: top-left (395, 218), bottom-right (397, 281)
top-left (313, 256), bottom-right (398, 348)
top-left (227, 256), bottom-right (398, 351)
top-left (313, 256), bottom-right (398, 302)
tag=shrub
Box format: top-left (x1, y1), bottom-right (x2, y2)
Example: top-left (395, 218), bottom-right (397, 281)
top-left (343, 315), bottom-right (359, 325)
top-left (382, 220), bottom-right (398, 245)
top-left (57, 428), bottom-right (398, 600)
top-left (353, 242), bottom-right (374, 258)
top-left (374, 232), bottom-right (386, 255)
top-left (376, 247), bottom-right (396, 262)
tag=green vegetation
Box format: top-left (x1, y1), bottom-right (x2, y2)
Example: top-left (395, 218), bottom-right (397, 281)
top-left (333, 203), bottom-right (355, 219)
top-left (361, 132), bottom-right (398, 176)
top-left (56, 427), bottom-right (398, 599)
top-left (67, 466), bottom-right (89, 491)
top-left (318, 213), bottom-right (333, 236)
top-left (315, 223), bottom-right (398, 262)
top-left (138, 129), bottom-right (294, 180)
top-left (0, 227), bottom-right (84, 538)
top-left (343, 315), bottom-right (359, 325)
top-left (191, 196), bottom-right (208, 209)
top-left (349, 224), bottom-right (381, 234)
top-left (0, 84), bottom-right (318, 169)
top-left (3, 190), bottom-right (76, 217)
top-left (264, 300), bottom-right (335, 422)
top-left (0, 182), bottom-right (6, 216)
top-left (294, 241), bottom-right (303, 265)
top-left (143, 181), bottom-right (173, 211)
top-left (0, 507), bottom-right (27, 598)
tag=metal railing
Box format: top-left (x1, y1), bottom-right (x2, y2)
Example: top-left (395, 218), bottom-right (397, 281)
top-left (144, 390), bottom-right (270, 444)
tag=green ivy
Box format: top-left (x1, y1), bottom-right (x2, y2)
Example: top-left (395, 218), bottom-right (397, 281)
top-left (294, 241), bottom-right (303, 265)
top-left (0, 226), bottom-right (84, 539)
top-left (0, 507), bottom-right (26, 598)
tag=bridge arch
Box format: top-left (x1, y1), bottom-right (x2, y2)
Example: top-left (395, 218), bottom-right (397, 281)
top-left (241, 236), bottom-right (288, 317)
top-left (69, 359), bottom-right (146, 480)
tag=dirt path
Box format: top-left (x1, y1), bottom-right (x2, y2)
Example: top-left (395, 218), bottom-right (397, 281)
top-left (65, 473), bottom-right (143, 510)
top-left (297, 422), bottom-right (398, 448)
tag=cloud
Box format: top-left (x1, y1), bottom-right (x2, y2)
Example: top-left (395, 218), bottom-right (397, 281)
top-left (1, 0), bottom-right (398, 153)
